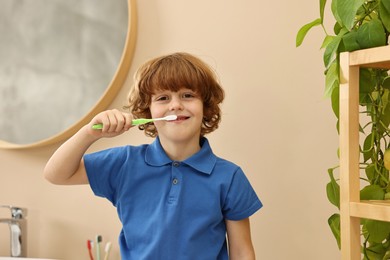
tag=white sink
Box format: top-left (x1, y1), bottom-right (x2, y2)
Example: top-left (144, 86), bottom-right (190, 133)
top-left (0, 258), bottom-right (57, 260)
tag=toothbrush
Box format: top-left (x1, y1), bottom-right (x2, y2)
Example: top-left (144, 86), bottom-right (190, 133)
top-left (87, 240), bottom-right (94, 260)
top-left (103, 242), bottom-right (112, 260)
top-left (96, 235), bottom-right (102, 260)
top-left (92, 115), bottom-right (178, 130)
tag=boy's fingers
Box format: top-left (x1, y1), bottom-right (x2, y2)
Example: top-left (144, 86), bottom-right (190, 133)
top-left (123, 113), bottom-right (133, 130)
top-left (114, 110), bottom-right (126, 132)
top-left (90, 109), bottom-right (133, 135)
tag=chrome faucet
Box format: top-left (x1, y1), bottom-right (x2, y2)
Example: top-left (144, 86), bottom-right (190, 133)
top-left (0, 205), bottom-right (27, 257)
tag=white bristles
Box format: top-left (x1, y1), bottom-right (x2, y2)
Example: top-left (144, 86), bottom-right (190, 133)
top-left (104, 242), bottom-right (112, 260)
top-left (162, 115), bottom-right (177, 121)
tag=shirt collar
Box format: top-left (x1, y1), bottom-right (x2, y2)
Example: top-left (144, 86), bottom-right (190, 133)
top-left (145, 137), bottom-right (217, 175)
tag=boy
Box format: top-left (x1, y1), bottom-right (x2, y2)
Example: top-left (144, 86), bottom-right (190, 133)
top-left (44, 52), bottom-right (262, 259)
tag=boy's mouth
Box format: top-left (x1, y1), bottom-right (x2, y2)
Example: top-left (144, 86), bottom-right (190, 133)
top-left (175, 115), bottom-right (190, 121)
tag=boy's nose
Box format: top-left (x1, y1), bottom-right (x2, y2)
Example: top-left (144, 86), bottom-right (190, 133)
top-left (169, 97), bottom-right (184, 111)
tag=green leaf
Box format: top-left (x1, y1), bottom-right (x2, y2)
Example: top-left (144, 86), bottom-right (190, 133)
top-left (336, 0), bottom-right (365, 30)
top-left (356, 19), bottom-right (387, 49)
top-left (372, 90), bottom-right (380, 102)
top-left (365, 164), bottom-right (375, 182)
top-left (323, 36), bottom-right (336, 67)
top-left (331, 0), bottom-right (342, 28)
top-left (382, 89), bottom-right (390, 113)
top-left (380, 0), bottom-right (390, 32)
top-left (356, 2), bottom-right (368, 19)
top-left (328, 214), bottom-right (341, 249)
top-left (327, 168), bottom-right (340, 209)
top-left (363, 133), bottom-right (374, 162)
top-left (383, 249), bottom-right (390, 260)
top-left (333, 21), bottom-right (342, 35)
top-left (360, 68), bottom-right (374, 94)
top-left (380, 90), bottom-right (390, 130)
top-left (383, 77), bottom-right (390, 90)
top-left (341, 31), bottom-right (360, 52)
top-left (364, 242), bottom-right (387, 259)
top-left (325, 62), bottom-right (339, 98)
top-left (331, 86), bottom-right (340, 118)
top-left (320, 0), bottom-right (327, 22)
top-left (382, 0), bottom-right (390, 13)
top-left (360, 93), bottom-right (371, 106)
top-left (296, 18), bottom-right (322, 47)
top-left (360, 184), bottom-right (385, 200)
top-left (323, 28), bottom-right (347, 68)
top-left (321, 35), bottom-right (335, 49)
top-left (365, 219), bottom-right (390, 243)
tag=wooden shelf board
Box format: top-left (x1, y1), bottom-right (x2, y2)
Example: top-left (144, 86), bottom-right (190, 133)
top-left (349, 45), bottom-right (390, 69)
top-left (350, 200), bottom-right (390, 222)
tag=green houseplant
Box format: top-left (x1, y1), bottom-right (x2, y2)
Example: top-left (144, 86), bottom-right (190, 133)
top-left (296, 0), bottom-right (390, 258)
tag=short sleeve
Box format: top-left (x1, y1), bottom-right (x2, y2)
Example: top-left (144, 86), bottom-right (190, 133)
top-left (222, 168), bottom-right (262, 220)
top-left (84, 146), bottom-right (128, 204)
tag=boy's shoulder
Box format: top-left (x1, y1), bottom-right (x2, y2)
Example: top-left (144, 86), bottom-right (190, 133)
top-left (214, 155), bottom-right (239, 168)
top-left (88, 143), bottom-right (150, 159)
top-left (212, 155), bottom-right (243, 177)
top-left (106, 143), bottom-right (150, 152)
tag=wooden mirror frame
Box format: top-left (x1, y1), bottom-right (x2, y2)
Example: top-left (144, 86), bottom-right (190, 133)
top-left (0, 0), bottom-right (137, 149)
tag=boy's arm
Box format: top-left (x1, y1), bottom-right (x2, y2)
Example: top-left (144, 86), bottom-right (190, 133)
top-left (44, 109), bottom-right (133, 185)
top-left (44, 125), bottom-right (98, 185)
top-left (226, 218), bottom-right (256, 260)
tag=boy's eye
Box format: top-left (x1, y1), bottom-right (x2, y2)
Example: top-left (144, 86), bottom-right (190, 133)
top-left (155, 95), bottom-right (169, 101)
top-left (182, 93), bottom-right (196, 98)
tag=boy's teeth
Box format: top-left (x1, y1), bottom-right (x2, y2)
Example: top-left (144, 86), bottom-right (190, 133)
top-left (177, 116), bottom-right (188, 120)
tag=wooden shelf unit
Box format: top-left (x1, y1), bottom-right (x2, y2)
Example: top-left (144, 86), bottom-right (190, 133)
top-left (340, 45), bottom-right (390, 259)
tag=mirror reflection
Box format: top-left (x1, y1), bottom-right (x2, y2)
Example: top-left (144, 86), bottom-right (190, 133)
top-left (0, 0), bottom-right (128, 145)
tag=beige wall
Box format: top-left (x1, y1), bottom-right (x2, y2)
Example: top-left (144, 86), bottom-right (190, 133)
top-left (0, 0), bottom-right (341, 259)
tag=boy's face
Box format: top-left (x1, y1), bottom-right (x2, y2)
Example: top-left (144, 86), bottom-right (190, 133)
top-left (150, 88), bottom-right (203, 144)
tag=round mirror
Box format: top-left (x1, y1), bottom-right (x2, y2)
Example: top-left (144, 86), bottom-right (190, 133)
top-left (0, 0), bottom-right (137, 149)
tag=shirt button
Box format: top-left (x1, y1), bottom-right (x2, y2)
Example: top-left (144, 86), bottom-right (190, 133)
top-left (173, 161), bottom-right (180, 167)
top-left (172, 178), bottom-right (179, 185)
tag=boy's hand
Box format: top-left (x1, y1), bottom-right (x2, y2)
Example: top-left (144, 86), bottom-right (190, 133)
top-left (87, 109), bottom-right (134, 138)
top-left (44, 109), bottom-right (134, 185)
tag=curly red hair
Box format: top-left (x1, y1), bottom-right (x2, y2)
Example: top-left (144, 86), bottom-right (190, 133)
top-left (124, 52), bottom-right (225, 137)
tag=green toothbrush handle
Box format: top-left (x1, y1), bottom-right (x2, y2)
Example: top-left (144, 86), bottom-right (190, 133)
top-left (92, 118), bottom-right (153, 130)
top-left (92, 123), bottom-right (103, 130)
top-left (131, 118), bottom-right (153, 125)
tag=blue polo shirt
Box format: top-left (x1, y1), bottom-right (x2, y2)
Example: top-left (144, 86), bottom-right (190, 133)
top-left (84, 137), bottom-right (262, 260)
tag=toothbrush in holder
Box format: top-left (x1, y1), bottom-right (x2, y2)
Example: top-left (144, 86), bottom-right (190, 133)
top-left (96, 235), bottom-right (102, 260)
top-left (92, 115), bottom-right (177, 130)
top-left (104, 242), bottom-right (112, 260)
top-left (87, 240), bottom-right (94, 260)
